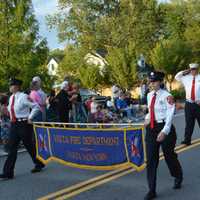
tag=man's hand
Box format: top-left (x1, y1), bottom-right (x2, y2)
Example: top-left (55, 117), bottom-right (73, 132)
top-left (144, 119), bottom-right (150, 127)
top-left (156, 132), bottom-right (166, 142)
top-left (183, 69), bottom-right (191, 76)
top-left (196, 100), bottom-right (200, 105)
top-left (28, 119), bottom-right (33, 124)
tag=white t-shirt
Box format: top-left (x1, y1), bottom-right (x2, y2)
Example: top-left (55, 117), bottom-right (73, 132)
top-left (90, 102), bottom-right (98, 114)
top-left (111, 85), bottom-right (121, 98)
top-left (106, 100), bottom-right (114, 108)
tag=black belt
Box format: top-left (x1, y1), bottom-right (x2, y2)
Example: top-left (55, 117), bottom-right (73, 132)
top-left (186, 100), bottom-right (197, 104)
top-left (16, 118), bottom-right (28, 122)
top-left (155, 120), bottom-right (165, 123)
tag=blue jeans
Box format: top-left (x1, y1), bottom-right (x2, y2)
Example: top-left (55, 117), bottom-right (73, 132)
top-left (32, 110), bottom-right (43, 122)
top-left (1, 117), bottom-right (11, 141)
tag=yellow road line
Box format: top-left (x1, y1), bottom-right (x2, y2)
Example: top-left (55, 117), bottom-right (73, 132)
top-left (56, 140), bottom-right (200, 200)
top-left (176, 141), bottom-right (200, 153)
top-left (38, 166), bottom-right (131, 200)
top-left (38, 138), bottom-right (200, 200)
top-left (55, 168), bottom-right (136, 200)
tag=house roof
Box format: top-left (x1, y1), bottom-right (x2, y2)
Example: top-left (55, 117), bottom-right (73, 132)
top-left (96, 49), bottom-right (108, 58)
top-left (47, 56), bottom-right (64, 64)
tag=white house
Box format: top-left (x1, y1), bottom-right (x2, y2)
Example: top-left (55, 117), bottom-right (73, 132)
top-left (47, 51), bottom-right (108, 77)
top-left (84, 52), bottom-right (108, 75)
top-left (47, 57), bottom-right (59, 76)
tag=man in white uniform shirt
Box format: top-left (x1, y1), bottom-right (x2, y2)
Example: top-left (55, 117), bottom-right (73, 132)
top-left (175, 63), bottom-right (200, 145)
top-left (0, 78), bottom-right (45, 180)
top-left (144, 71), bottom-right (183, 200)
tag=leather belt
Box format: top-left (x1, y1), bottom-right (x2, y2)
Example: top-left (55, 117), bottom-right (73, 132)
top-left (186, 100), bottom-right (195, 103)
top-left (155, 119), bottom-right (165, 123)
top-left (16, 118), bottom-right (28, 122)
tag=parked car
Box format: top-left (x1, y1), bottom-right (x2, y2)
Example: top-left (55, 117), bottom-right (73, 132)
top-left (52, 85), bottom-right (108, 106)
top-left (80, 88), bottom-right (108, 107)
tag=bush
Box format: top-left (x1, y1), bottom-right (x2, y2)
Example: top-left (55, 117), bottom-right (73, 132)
top-left (171, 89), bottom-right (185, 100)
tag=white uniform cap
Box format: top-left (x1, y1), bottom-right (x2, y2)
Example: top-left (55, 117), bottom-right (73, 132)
top-left (189, 63), bottom-right (199, 69)
top-left (32, 76), bottom-right (41, 83)
top-left (60, 81), bottom-right (69, 89)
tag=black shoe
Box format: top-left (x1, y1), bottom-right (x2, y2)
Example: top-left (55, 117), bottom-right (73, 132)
top-left (31, 165), bottom-right (45, 173)
top-left (181, 140), bottom-right (191, 146)
top-left (144, 191), bottom-right (157, 200)
top-left (0, 174), bottom-right (14, 180)
top-left (173, 177), bottom-right (183, 189)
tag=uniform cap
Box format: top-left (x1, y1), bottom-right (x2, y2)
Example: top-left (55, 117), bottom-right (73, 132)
top-left (9, 78), bottom-right (23, 86)
top-left (189, 63), bottom-right (199, 69)
top-left (149, 71), bottom-right (165, 82)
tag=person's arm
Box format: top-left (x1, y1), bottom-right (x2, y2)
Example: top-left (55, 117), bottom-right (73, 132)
top-left (161, 95), bottom-right (175, 135)
top-left (69, 94), bottom-right (78, 102)
top-left (144, 93), bottom-right (150, 126)
top-left (30, 91), bottom-right (42, 106)
top-left (22, 94), bottom-right (40, 120)
top-left (38, 90), bottom-right (47, 106)
top-left (7, 95), bottom-right (11, 114)
top-left (175, 69), bottom-right (190, 82)
top-left (145, 112), bottom-right (150, 121)
top-left (116, 99), bottom-right (121, 110)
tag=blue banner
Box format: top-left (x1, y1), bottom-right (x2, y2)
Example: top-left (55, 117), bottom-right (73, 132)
top-left (34, 125), bottom-right (146, 171)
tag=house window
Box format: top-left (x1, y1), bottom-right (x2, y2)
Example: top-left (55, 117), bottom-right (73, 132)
top-left (51, 64), bottom-right (55, 71)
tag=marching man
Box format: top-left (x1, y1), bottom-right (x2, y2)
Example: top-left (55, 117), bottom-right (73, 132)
top-left (144, 71), bottom-right (183, 200)
top-left (0, 78), bottom-right (45, 180)
top-left (175, 63), bottom-right (200, 145)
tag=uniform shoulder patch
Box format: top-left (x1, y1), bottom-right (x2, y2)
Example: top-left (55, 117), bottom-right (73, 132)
top-left (167, 96), bottom-right (174, 105)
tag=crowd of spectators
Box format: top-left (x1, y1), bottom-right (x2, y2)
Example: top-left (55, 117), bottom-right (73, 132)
top-left (0, 78), bottom-right (147, 151)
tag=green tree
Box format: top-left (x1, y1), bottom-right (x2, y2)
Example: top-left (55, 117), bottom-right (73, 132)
top-left (49, 49), bottom-right (65, 61)
top-left (78, 64), bottom-right (101, 90)
top-left (160, 0), bottom-right (187, 40)
top-left (57, 45), bottom-right (86, 82)
top-left (155, 0), bottom-right (200, 89)
top-left (106, 44), bottom-right (138, 90)
top-left (150, 38), bottom-right (192, 90)
top-left (48, 0), bottom-right (161, 89)
top-left (0, 0), bottom-right (51, 91)
top-left (183, 0), bottom-right (200, 62)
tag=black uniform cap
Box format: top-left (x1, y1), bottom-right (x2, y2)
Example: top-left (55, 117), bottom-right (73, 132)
top-left (148, 71), bottom-right (165, 82)
top-left (9, 78), bottom-right (23, 86)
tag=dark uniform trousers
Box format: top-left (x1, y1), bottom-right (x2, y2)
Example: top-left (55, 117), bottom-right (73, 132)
top-left (184, 101), bottom-right (200, 143)
top-left (3, 121), bottom-right (44, 176)
top-left (145, 123), bottom-right (183, 193)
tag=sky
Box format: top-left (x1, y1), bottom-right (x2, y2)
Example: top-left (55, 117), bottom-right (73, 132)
top-left (32, 0), bottom-right (169, 50)
top-left (32, 0), bottom-right (65, 50)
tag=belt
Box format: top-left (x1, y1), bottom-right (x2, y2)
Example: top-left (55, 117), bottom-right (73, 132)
top-left (155, 119), bottom-right (165, 123)
top-left (186, 100), bottom-right (199, 104)
top-left (16, 118), bottom-right (28, 122)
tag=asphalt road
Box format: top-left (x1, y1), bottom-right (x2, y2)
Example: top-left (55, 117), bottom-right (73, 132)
top-left (0, 112), bottom-right (200, 200)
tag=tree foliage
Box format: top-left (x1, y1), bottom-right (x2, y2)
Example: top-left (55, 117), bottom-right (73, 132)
top-left (150, 38), bottom-right (192, 89)
top-left (0, 0), bottom-right (51, 91)
top-left (78, 64), bottom-right (102, 89)
top-left (106, 44), bottom-right (138, 89)
top-left (48, 0), bottom-right (161, 90)
top-left (48, 0), bottom-right (200, 90)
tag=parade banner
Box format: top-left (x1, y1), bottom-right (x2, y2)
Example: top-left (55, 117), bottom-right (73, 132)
top-left (33, 124), bottom-right (146, 171)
